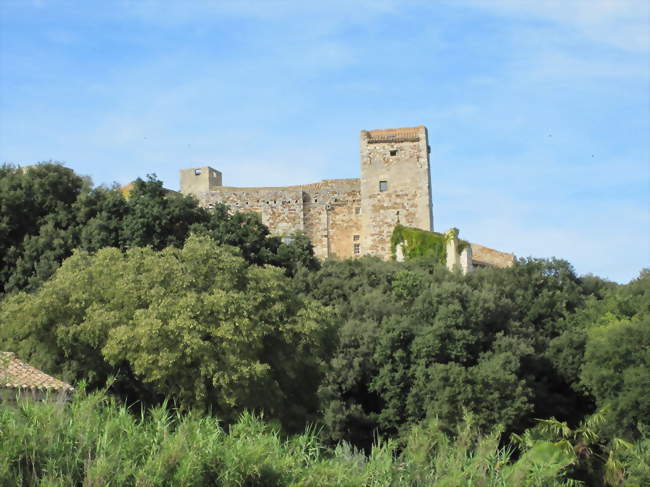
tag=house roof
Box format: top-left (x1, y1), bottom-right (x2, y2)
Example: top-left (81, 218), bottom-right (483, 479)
top-left (469, 243), bottom-right (515, 268)
top-left (0, 352), bottom-right (73, 392)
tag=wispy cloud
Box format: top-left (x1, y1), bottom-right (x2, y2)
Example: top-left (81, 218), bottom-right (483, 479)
top-left (464, 0), bottom-right (649, 51)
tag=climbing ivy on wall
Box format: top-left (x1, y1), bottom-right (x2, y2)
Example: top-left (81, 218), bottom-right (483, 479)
top-left (390, 225), bottom-right (469, 265)
top-left (390, 225), bottom-right (447, 263)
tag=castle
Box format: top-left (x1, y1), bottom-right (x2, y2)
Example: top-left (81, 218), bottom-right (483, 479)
top-left (179, 125), bottom-right (513, 270)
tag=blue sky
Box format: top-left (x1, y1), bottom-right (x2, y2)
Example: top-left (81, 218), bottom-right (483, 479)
top-left (1, 0), bottom-right (648, 283)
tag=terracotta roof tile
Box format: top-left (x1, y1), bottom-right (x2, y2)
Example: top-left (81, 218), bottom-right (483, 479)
top-left (470, 243), bottom-right (515, 268)
top-left (362, 126), bottom-right (424, 143)
top-left (0, 352), bottom-right (73, 392)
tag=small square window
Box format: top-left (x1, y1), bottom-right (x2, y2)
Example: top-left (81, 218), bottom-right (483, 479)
top-left (353, 235), bottom-right (360, 241)
top-left (355, 207), bottom-right (361, 215)
top-left (389, 150), bottom-right (398, 156)
top-left (353, 243), bottom-right (360, 255)
top-left (194, 169), bottom-right (203, 176)
top-left (379, 180), bottom-right (388, 192)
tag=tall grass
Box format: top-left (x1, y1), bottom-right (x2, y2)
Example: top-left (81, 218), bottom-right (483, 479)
top-left (1, 390), bottom-right (644, 486)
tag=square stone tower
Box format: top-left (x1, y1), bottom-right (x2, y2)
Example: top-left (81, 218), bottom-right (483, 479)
top-left (359, 126), bottom-right (433, 258)
top-left (179, 167), bottom-right (222, 196)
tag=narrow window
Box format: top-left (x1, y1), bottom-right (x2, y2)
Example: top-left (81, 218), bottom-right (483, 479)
top-left (355, 207), bottom-right (361, 215)
top-left (379, 180), bottom-right (388, 192)
top-left (389, 149), bottom-right (398, 156)
top-left (353, 235), bottom-right (360, 242)
top-left (353, 243), bottom-right (360, 255)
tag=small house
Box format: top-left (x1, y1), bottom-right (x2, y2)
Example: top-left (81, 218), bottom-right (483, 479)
top-left (0, 352), bottom-right (73, 402)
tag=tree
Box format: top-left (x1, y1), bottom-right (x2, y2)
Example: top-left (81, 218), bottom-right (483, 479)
top-left (312, 257), bottom-right (597, 446)
top-left (0, 235), bottom-right (333, 429)
top-left (0, 163), bottom-right (88, 293)
top-left (120, 176), bottom-right (209, 250)
top-left (580, 315), bottom-right (650, 439)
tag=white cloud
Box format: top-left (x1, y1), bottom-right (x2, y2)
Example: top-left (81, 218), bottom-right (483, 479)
top-left (464, 0), bottom-right (649, 51)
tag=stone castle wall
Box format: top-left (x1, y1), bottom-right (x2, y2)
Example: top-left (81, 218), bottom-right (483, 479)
top-left (196, 187), bottom-right (305, 236)
top-left (180, 125), bottom-right (433, 261)
top-left (188, 177), bottom-right (364, 260)
top-left (178, 125), bottom-right (515, 268)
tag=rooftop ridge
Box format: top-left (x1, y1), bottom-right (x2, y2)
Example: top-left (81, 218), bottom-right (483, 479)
top-left (1, 352), bottom-right (74, 391)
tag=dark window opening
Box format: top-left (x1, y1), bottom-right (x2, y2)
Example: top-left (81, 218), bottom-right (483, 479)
top-left (379, 180), bottom-right (388, 192)
top-left (389, 150), bottom-right (398, 156)
top-left (353, 235), bottom-right (360, 241)
top-left (353, 243), bottom-right (360, 255)
top-left (355, 207), bottom-right (361, 215)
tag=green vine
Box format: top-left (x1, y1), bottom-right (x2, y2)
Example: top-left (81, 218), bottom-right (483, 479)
top-left (391, 225), bottom-right (469, 264)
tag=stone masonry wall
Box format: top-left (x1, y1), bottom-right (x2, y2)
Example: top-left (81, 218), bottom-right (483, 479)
top-left (192, 178), bottom-right (361, 259)
top-left (195, 187), bottom-right (304, 236)
top-left (359, 126), bottom-right (433, 258)
top-left (298, 179), bottom-right (361, 260)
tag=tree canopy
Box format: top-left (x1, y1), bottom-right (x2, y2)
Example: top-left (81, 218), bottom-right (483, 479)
top-left (0, 235), bottom-right (332, 429)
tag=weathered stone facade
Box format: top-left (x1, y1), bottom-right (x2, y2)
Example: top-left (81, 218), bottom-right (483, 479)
top-left (179, 125), bottom-right (513, 267)
top-left (360, 126), bottom-right (433, 258)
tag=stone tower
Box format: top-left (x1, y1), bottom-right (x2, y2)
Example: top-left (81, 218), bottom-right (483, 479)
top-left (359, 126), bottom-right (433, 258)
top-left (179, 166), bottom-right (222, 196)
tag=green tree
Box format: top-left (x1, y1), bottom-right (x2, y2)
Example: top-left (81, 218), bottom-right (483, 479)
top-left (547, 270), bottom-right (650, 438)
top-left (120, 175), bottom-right (209, 250)
top-left (580, 315), bottom-right (650, 439)
top-left (312, 257), bottom-right (596, 446)
top-left (0, 235), bottom-right (332, 428)
top-left (0, 163), bottom-right (88, 293)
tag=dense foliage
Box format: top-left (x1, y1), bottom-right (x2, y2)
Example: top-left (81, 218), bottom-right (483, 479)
top-left (1, 163), bottom-right (648, 486)
top-left (0, 235), bottom-right (332, 430)
top-left (0, 163), bottom-right (318, 295)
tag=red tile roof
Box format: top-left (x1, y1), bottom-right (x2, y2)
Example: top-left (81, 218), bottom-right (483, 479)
top-left (0, 352), bottom-right (73, 392)
top-left (363, 126), bottom-right (424, 143)
top-left (470, 243), bottom-right (515, 268)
